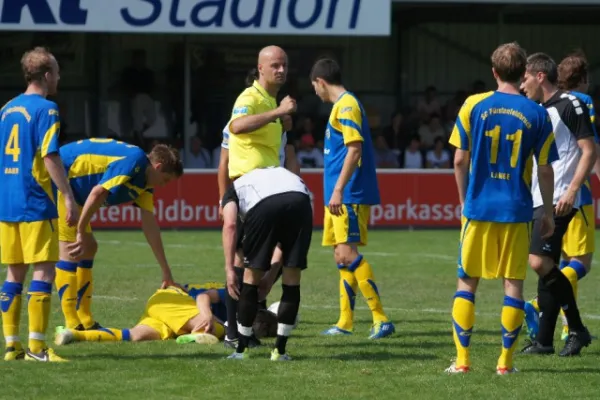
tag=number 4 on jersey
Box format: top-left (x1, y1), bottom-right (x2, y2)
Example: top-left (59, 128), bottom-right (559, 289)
top-left (4, 124), bottom-right (20, 162)
top-left (485, 126), bottom-right (522, 168)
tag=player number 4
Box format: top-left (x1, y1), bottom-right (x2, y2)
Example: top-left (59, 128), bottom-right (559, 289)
top-left (4, 124), bottom-right (20, 162)
top-left (485, 126), bottom-right (523, 168)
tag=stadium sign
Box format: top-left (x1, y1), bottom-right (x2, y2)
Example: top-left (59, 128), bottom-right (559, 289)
top-left (0, 0), bottom-right (391, 36)
top-left (393, 0), bottom-right (600, 3)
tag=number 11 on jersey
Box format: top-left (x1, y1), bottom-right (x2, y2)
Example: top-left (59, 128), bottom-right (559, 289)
top-left (485, 126), bottom-right (523, 168)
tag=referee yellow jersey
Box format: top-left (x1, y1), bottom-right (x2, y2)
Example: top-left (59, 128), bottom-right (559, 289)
top-left (228, 80), bottom-right (282, 178)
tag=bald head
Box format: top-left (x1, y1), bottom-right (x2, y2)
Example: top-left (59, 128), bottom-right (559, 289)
top-left (257, 45), bottom-right (288, 88)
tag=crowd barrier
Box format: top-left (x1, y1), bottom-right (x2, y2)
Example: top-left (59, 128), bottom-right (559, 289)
top-left (90, 169), bottom-right (600, 229)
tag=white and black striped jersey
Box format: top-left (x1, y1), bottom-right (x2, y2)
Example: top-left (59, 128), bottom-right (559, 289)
top-left (222, 167), bottom-right (309, 219)
top-left (532, 91), bottom-right (596, 207)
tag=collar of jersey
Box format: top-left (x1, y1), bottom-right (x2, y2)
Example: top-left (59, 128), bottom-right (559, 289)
top-left (335, 91), bottom-right (349, 103)
top-left (252, 80), bottom-right (276, 103)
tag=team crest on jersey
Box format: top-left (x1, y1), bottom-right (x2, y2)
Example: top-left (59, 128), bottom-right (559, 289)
top-left (233, 106), bottom-right (248, 115)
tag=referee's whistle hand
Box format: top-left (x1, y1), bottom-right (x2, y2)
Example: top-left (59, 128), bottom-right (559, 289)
top-left (278, 96), bottom-right (297, 115)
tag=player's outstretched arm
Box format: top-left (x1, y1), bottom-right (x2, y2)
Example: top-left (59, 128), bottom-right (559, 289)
top-left (222, 201), bottom-right (240, 299)
top-left (453, 149), bottom-right (469, 207)
top-left (44, 153), bottom-right (78, 226)
top-left (140, 209), bottom-right (177, 289)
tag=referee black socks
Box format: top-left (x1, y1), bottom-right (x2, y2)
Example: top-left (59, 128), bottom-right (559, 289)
top-left (275, 284), bottom-right (300, 355)
top-left (236, 283), bottom-right (259, 353)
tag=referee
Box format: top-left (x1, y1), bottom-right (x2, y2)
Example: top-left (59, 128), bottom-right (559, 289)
top-left (227, 45), bottom-right (296, 179)
top-left (222, 46), bottom-right (296, 348)
top-left (222, 167), bottom-right (312, 361)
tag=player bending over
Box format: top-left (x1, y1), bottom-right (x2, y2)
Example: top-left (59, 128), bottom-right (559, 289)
top-left (222, 167), bottom-right (312, 361)
top-left (447, 42), bottom-right (557, 375)
top-left (525, 51), bottom-right (600, 342)
top-left (310, 58), bottom-right (395, 339)
top-left (520, 53), bottom-right (594, 356)
top-left (55, 139), bottom-right (183, 332)
top-left (1, 47), bottom-right (79, 362)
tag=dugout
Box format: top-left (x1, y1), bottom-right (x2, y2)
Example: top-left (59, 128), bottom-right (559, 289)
top-left (1, 1), bottom-right (600, 155)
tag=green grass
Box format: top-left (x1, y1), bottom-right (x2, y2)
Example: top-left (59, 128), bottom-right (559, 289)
top-left (1, 230), bottom-right (600, 399)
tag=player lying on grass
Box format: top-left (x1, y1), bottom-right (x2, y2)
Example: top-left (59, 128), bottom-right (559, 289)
top-left (54, 283), bottom-right (279, 345)
top-left (55, 139), bottom-right (183, 333)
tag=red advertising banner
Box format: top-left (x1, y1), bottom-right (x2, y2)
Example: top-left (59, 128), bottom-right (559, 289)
top-left (90, 170), bottom-right (600, 229)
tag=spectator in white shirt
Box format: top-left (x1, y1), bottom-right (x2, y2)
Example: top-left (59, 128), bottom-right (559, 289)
top-left (402, 136), bottom-right (424, 169)
top-left (426, 136), bottom-right (451, 169)
top-left (184, 135), bottom-right (212, 169)
top-left (297, 133), bottom-right (324, 168)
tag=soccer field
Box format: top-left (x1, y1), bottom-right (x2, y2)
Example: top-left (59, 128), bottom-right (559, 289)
top-left (2, 230), bottom-right (599, 399)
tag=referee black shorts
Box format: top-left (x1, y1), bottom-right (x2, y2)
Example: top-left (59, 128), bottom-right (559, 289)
top-left (530, 206), bottom-right (577, 264)
top-left (242, 192), bottom-right (313, 271)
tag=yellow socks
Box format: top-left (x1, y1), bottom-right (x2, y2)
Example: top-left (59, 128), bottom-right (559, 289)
top-left (336, 267), bottom-right (357, 331)
top-left (77, 260), bottom-right (95, 329)
top-left (560, 260), bottom-right (587, 299)
top-left (72, 328), bottom-right (130, 342)
top-left (497, 296), bottom-right (524, 370)
top-left (352, 256), bottom-right (389, 324)
top-left (1, 281), bottom-right (23, 349)
top-left (452, 291), bottom-right (475, 368)
top-left (27, 281), bottom-right (52, 353)
top-left (56, 260), bottom-right (81, 329)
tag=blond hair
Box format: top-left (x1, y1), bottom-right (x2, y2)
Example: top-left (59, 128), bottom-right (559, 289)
top-left (20, 47), bottom-right (55, 84)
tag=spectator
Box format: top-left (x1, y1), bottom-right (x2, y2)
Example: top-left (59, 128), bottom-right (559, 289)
top-left (445, 90), bottom-right (468, 126)
top-left (184, 136), bottom-right (212, 169)
top-left (374, 135), bottom-right (399, 168)
top-left (120, 49), bottom-right (157, 147)
top-left (383, 111), bottom-right (408, 150)
top-left (297, 133), bottom-right (324, 168)
top-left (402, 136), bottom-right (424, 169)
top-left (426, 137), bottom-right (451, 169)
top-left (417, 86), bottom-right (442, 121)
top-left (418, 113), bottom-right (446, 149)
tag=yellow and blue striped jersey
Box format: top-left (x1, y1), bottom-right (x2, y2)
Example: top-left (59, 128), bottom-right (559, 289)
top-left (449, 91), bottom-right (559, 223)
top-left (570, 91), bottom-right (598, 206)
top-left (59, 139), bottom-right (154, 212)
top-left (0, 94), bottom-right (60, 222)
top-left (184, 283), bottom-right (227, 321)
top-left (323, 92), bottom-right (380, 205)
